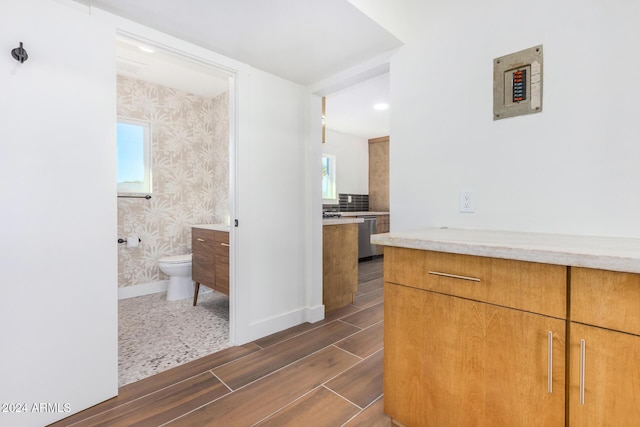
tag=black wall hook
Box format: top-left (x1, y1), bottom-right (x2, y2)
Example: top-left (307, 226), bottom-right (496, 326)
top-left (11, 42), bottom-right (28, 63)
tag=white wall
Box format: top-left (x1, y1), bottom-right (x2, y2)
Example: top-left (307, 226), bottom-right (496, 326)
top-left (0, 1), bottom-right (118, 426)
top-left (235, 68), bottom-right (321, 342)
top-left (323, 129), bottom-right (369, 196)
top-left (391, 0), bottom-right (640, 238)
top-left (98, 10), bottom-right (321, 346)
top-left (0, 2), bottom-right (321, 425)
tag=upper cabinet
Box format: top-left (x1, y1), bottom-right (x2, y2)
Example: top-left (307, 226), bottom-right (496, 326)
top-left (368, 136), bottom-right (389, 212)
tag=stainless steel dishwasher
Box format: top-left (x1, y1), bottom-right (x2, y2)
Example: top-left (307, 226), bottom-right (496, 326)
top-left (357, 216), bottom-right (377, 259)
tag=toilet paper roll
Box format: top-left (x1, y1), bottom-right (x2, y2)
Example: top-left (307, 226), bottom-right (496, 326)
top-left (127, 235), bottom-right (139, 249)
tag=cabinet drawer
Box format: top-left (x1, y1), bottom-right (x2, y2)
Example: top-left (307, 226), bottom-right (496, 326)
top-left (192, 228), bottom-right (216, 256)
top-left (385, 247), bottom-right (566, 318)
top-left (571, 267), bottom-right (640, 335)
top-left (214, 230), bottom-right (229, 244)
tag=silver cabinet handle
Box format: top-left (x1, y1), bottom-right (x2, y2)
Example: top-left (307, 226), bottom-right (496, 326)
top-left (548, 331), bottom-right (553, 394)
top-left (580, 339), bottom-right (586, 405)
top-left (197, 238), bottom-right (205, 242)
top-left (221, 243), bottom-right (230, 247)
top-left (428, 271), bottom-right (480, 282)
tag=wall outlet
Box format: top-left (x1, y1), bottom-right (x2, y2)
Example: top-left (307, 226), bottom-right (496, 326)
top-left (459, 191), bottom-right (475, 213)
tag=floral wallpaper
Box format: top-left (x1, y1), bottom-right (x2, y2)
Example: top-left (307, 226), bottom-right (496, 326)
top-left (117, 75), bottom-right (229, 288)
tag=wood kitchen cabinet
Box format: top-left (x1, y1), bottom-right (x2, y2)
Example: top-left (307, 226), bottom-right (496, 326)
top-left (568, 268), bottom-right (640, 426)
top-left (322, 222), bottom-right (358, 312)
top-left (192, 227), bottom-right (229, 305)
top-left (384, 247), bottom-right (566, 427)
top-left (374, 214), bottom-right (389, 255)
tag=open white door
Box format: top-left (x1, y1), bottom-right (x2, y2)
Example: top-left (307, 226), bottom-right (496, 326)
top-left (0, 2), bottom-right (118, 426)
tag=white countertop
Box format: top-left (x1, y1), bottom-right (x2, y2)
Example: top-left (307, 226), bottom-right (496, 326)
top-left (339, 211), bottom-right (390, 216)
top-left (371, 227), bottom-right (640, 274)
top-left (323, 218), bottom-right (364, 226)
top-left (192, 223), bottom-right (230, 232)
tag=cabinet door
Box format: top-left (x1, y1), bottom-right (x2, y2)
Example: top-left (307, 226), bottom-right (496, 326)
top-left (569, 323), bottom-right (640, 426)
top-left (384, 283), bottom-right (565, 427)
top-left (192, 228), bottom-right (216, 287)
top-left (213, 231), bottom-right (230, 295)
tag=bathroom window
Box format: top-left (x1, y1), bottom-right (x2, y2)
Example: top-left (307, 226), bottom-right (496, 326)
top-left (322, 154), bottom-right (337, 203)
top-left (117, 118), bottom-right (152, 194)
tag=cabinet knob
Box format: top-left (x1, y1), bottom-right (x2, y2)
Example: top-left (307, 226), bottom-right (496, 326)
top-left (197, 238), bottom-right (205, 242)
top-left (221, 243), bottom-right (230, 247)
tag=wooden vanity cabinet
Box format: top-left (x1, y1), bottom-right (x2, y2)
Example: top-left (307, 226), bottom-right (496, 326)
top-left (213, 230), bottom-right (230, 295)
top-left (568, 268), bottom-right (640, 426)
top-left (384, 247), bottom-right (566, 427)
top-left (192, 228), bottom-right (229, 299)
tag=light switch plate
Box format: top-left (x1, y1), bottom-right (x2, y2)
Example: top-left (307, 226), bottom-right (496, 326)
top-left (493, 45), bottom-right (543, 120)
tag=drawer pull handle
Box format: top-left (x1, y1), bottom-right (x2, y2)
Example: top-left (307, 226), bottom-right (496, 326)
top-left (197, 238), bottom-right (205, 242)
top-left (428, 271), bottom-right (481, 282)
top-left (221, 243), bottom-right (230, 247)
top-left (548, 331), bottom-right (553, 394)
top-left (580, 339), bottom-right (586, 405)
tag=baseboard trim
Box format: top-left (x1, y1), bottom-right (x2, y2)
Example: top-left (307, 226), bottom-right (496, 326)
top-left (118, 280), bottom-right (213, 300)
top-left (245, 305), bottom-right (326, 342)
top-left (305, 304), bottom-right (325, 323)
top-left (118, 280), bottom-right (168, 300)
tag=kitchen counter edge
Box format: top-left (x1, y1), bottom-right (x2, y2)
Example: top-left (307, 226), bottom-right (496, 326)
top-left (338, 211), bottom-right (389, 216)
top-left (323, 218), bottom-right (364, 226)
top-left (371, 227), bottom-right (640, 274)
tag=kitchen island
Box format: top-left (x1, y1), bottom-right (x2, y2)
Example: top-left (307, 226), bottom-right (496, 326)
top-left (322, 217), bottom-right (363, 312)
top-left (372, 227), bottom-right (640, 427)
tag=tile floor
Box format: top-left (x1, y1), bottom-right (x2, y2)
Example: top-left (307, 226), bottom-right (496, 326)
top-left (118, 289), bottom-right (231, 386)
top-left (50, 258), bottom-right (388, 426)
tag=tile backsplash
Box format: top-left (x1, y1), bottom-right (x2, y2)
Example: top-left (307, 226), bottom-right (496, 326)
top-left (323, 193), bottom-right (369, 212)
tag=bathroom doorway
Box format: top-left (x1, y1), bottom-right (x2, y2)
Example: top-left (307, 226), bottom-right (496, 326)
top-left (114, 34), bottom-right (236, 386)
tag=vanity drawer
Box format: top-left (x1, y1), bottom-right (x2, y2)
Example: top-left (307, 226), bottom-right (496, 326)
top-left (214, 231), bottom-right (230, 258)
top-left (571, 267), bottom-right (640, 335)
top-left (384, 247), bottom-right (566, 318)
top-left (192, 228), bottom-right (216, 287)
top-left (192, 228), bottom-right (216, 255)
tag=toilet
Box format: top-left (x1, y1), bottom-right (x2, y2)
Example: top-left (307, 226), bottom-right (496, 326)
top-left (158, 254), bottom-right (194, 301)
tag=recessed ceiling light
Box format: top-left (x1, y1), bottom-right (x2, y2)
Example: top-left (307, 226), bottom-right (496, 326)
top-left (373, 103), bottom-right (389, 111)
top-left (138, 45), bottom-right (155, 54)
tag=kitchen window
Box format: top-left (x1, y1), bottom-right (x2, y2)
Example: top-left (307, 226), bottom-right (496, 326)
top-left (322, 154), bottom-right (337, 203)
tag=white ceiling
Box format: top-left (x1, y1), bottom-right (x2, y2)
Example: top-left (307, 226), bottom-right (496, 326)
top-left (116, 36), bottom-right (230, 98)
top-left (83, 0), bottom-right (396, 138)
top-left (326, 73), bottom-right (389, 139)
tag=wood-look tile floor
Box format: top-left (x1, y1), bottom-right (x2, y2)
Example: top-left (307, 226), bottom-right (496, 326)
top-left (49, 257), bottom-right (391, 427)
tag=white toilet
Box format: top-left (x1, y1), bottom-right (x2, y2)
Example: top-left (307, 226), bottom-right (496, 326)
top-left (158, 254), bottom-right (194, 301)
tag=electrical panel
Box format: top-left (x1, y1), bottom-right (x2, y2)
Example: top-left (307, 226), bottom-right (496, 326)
top-left (493, 45), bottom-right (543, 120)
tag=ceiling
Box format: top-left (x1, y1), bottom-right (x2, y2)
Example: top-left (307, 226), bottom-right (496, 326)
top-left (116, 36), bottom-right (230, 98)
top-left (85, 0), bottom-right (396, 138)
top-left (326, 73), bottom-right (389, 139)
